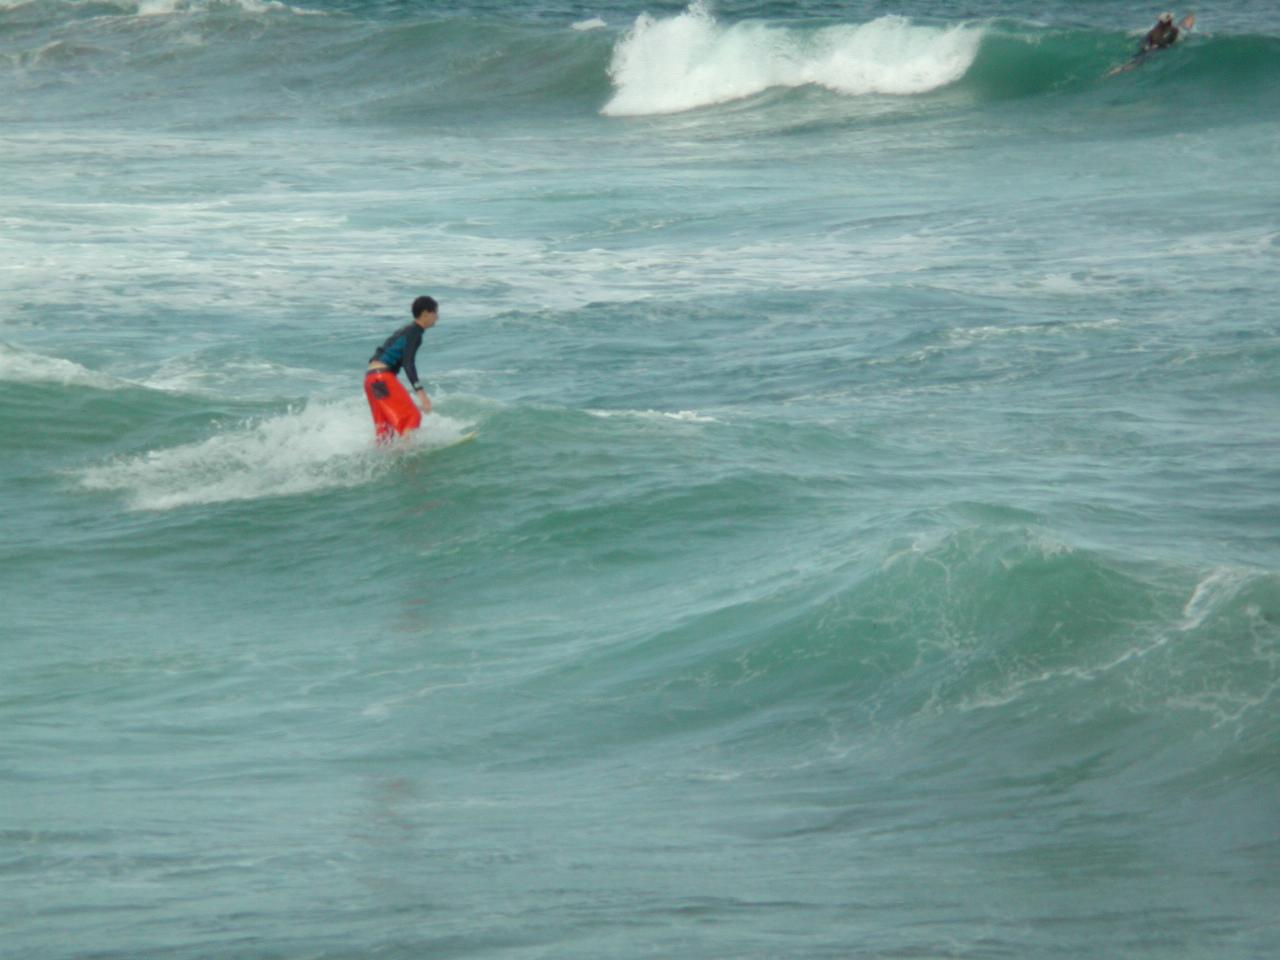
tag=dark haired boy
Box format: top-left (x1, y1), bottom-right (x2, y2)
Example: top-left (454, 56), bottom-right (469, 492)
top-left (364, 296), bottom-right (438, 440)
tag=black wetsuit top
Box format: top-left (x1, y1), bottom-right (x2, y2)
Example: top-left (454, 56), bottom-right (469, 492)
top-left (1143, 22), bottom-right (1179, 51)
top-left (369, 322), bottom-right (425, 391)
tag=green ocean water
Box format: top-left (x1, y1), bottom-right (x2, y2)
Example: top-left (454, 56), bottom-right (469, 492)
top-left (2, 1), bottom-right (1278, 957)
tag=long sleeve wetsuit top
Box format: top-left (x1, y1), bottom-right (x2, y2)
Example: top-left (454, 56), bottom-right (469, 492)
top-left (370, 323), bottom-right (425, 391)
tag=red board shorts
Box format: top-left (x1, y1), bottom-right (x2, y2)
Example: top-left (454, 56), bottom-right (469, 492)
top-left (364, 370), bottom-right (421, 441)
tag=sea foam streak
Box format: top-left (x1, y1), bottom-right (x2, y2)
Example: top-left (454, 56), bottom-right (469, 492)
top-left (604, 4), bottom-right (981, 116)
top-left (133, 0), bottom-right (309, 17)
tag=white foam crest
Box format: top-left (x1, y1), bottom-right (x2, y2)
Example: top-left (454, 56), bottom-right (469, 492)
top-left (572, 18), bottom-right (607, 32)
top-left (78, 400), bottom-right (474, 511)
top-left (0, 342), bottom-right (124, 390)
top-left (604, 5), bottom-right (981, 116)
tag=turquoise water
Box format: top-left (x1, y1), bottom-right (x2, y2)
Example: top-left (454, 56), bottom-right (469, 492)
top-left (3, 1), bottom-right (1278, 956)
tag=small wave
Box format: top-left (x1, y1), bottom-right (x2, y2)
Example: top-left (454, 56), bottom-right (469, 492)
top-left (0, 342), bottom-right (124, 390)
top-left (555, 517), bottom-right (1277, 747)
top-left (603, 4), bottom-right (982, 116)
top-left (77, 400), bottom-right (475, 510)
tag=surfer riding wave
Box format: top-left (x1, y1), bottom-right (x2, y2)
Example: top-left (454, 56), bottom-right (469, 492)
top-left (364, 296), bottom-right (437, 441)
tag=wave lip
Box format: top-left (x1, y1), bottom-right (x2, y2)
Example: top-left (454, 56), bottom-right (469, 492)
top-left (603, 4), bottom-right (981, 116)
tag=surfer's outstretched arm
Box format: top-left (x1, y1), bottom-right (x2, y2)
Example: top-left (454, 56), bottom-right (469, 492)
top-left (400, 296), bottom-right (437, 415)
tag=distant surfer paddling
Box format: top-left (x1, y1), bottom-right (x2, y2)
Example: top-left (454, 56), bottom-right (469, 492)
top-left (1141, 11), bottom-right (1187, 51)
top-left (1108, 11), bottom-right (1195, 75)
top-left (364, 296), bottom-right (437, 441)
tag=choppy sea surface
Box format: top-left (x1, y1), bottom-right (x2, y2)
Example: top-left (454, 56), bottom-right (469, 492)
top-left (3, 1), bottom-right (1278, 957)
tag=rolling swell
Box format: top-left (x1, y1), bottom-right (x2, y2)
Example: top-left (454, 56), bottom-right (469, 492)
top-left (504, 492), bottom-right (1278, 777)
top-left (0, 348), bottom-right (227, 461)
top-left (0, 2), bottom-right (617, 125)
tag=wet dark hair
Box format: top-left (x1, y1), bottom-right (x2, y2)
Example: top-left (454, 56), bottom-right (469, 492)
top-left (411, 296), bottom-right (438, 318)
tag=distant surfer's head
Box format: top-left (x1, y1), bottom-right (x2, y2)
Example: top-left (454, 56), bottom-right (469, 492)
top-left (411, 296), bottom-right (438, 320)
top-left (1158, 12), bottom-right (1173, 23)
